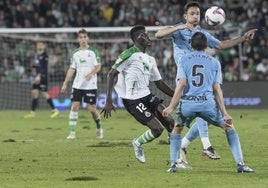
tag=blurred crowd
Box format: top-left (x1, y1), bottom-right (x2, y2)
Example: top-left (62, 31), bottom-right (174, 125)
top-left (0, 0), bottom-right (268, 84)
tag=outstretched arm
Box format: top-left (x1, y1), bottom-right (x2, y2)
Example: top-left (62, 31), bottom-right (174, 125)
top-left (101, 68), bottom-right (119, 118)
top-left (155, 24), bottom-right (195, 39)
top-left (217, 29), bottom-right (257, 49)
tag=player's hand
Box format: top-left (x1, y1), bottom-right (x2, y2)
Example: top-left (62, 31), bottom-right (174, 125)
top-left (223, 113), bottom-right (233, 127)
top-left (85, 73), bottom-right (93, 80)
top-left (177, 23), bottom-right (194, 31)
top-left (61, 83), bottom-right (67, 93)
top-left (244, 29), bottom-right (258, 40)
top-left (162, 107), bottom-right (173, 117)
top-left (101, 101), bottom-right (116, 119)
top-left (34, 76), bottom-right (41, 84)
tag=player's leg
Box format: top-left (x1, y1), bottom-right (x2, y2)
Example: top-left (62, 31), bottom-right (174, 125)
top-left (132, 117), bottom-right (164, 163)
top-left (24, 88), bottom-right (39, 118)
top-left (167, 123), bottom-right (183, 173)
top-left (179, 122), bottom-right (199, 163)
top-left (41, 91), bottom-right (60, 118)
top-left (203, 107), bottom-right (254, 173)
top-left (167, 104), bottom-right (195, 173)
top-left (84, 89), bottom-right (103, 139)
top-left (40, 79), bottom-right (59, 118)
top-left (179, 117), bottom-right (220, 164)
top-left (196, 117), bottom-right (221, 159)
top-left (122, 95), bottom-right (163, 163)
top-left (67, 101), bottom-right (80, 139)
top-left (223, 125), bottom-right (254, 173)
top-left (66, 88), bottom-right (81, 139)
top-left (154, 103), bottom-right (174, 133)
top-left (88, 104), bottom-right (103, 139)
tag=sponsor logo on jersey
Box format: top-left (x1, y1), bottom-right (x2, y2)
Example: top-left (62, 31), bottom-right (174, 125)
top-left (80, 58), bottom-right (86, 63)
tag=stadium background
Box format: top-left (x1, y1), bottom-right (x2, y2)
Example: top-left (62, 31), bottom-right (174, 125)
top-left (0, 0), bottom-right (267, 110)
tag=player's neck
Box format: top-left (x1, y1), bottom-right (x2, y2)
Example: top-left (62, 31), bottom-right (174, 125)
top-left (80, 44), bottom-right (89, 50)
top-left (135, 44), bottom-right (146, 53)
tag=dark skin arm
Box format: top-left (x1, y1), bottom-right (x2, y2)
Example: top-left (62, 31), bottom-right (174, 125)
top-left (154, 80), bottom-right (174, 97)
top-left (101, 68), bottom-right (119, 118)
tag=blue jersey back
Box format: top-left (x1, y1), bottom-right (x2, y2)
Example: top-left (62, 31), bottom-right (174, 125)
top-left (178, 51), bottom-right (222, 101)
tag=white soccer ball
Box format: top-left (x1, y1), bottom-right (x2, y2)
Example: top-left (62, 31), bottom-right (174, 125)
top-left (205, 6), bottom-right (226, 26)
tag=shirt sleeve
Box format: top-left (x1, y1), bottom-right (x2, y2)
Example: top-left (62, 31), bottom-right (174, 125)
top-left (113, 58), bottom-right (128, 73)
top-left (214, 59), bottom-right (222, 84)
top-left (70, 55), bottom-right (76, 69)
top-left (203, 30), bottom-right (220, 49)
top-left (149, 57), bottom-right (162, 81)
top-left (177, 61), bottom-right (186, 79)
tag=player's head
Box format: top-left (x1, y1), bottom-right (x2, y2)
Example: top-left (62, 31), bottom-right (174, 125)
top-left (190, 32), bottom-right (207, 51)
top-left (36, 41), bottom-right (46, 54)
top-left (77, 28), bottom-right (89, 48)
top-left (183, 1), bottom-right (200, 26)
top-left (130, 25), bottom-right (151, 46)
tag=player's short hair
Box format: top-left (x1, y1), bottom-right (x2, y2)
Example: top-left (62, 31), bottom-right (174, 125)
top-left (184, 1), bottom-right (200, 13)
top-left (190, 32), bottom-right (207, 51)
top-left (130, 25), bottom-right (145, 42)
top-left (78, 28), bottom-right (88, 35)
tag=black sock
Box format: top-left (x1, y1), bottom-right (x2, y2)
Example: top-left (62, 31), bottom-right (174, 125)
top-left (31, 99), bottom-right (38, 111)
top-left (47, 98), bottom-right (55, 109)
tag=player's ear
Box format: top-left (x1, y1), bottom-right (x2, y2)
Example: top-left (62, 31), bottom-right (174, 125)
top-left (183, 13), bottom-right (187, 21)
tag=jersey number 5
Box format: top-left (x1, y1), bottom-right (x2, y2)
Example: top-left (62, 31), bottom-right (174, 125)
top-left (192, 65), bottom-right (204, 87)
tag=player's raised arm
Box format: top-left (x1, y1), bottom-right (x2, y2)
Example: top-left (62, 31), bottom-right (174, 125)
top-left (216, 29), bottom-right (258, 50)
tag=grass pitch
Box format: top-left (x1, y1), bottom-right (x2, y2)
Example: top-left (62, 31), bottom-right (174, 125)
top-left (0, 109), bottom-right (267, 188)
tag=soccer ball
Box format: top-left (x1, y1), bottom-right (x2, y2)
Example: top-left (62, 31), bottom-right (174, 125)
top-left (205, 6), bottom-right (226, 26)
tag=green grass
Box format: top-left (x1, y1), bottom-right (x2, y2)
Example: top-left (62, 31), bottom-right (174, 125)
top-left (0, 109), bottom-right (268, 188)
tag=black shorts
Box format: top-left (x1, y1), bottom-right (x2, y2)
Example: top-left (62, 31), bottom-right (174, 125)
top-left (122, 93), bottom-right (162, 125)
top-left (71, 88), bottom-right (97, 105)
top-left (32, 77), bottom-right (48, 92)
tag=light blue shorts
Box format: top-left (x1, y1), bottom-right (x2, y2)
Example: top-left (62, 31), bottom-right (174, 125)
top-left (175, 99), bottom-right (225, 128)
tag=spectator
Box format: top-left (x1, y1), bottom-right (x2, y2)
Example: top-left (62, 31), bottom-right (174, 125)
top-left (256, 58), bottom-right (268, 80)
top-left (0, 0), bottom-right (267, 82)
top-left (247, 57), bottom-right (257, 80)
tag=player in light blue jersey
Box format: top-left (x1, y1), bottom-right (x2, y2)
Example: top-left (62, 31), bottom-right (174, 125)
top-left (163, 32), bottom-right (254, 173)
top-left (155, 1), bottom-right (257, 168)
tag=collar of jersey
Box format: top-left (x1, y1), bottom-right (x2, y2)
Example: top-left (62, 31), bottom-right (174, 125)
top-left (133, 45), bottom-right (150, 55)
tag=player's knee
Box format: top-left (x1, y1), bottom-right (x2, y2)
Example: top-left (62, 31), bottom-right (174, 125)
top-left (151, 126), bottom-right (164, 138)
top-left (172, 123), bottom-right (183, 134)
top-left (165, 116), bottom-right (175, 133)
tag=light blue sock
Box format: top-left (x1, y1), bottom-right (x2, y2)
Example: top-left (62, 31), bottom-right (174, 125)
top-left (185, 122), bottom-right (199, 142)
top-left (169, 133), bottom-right (181, 164)
top-left (196, 117), bottom-right (208, 138)
top-left (226, 129), bottom-right (243, 164)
